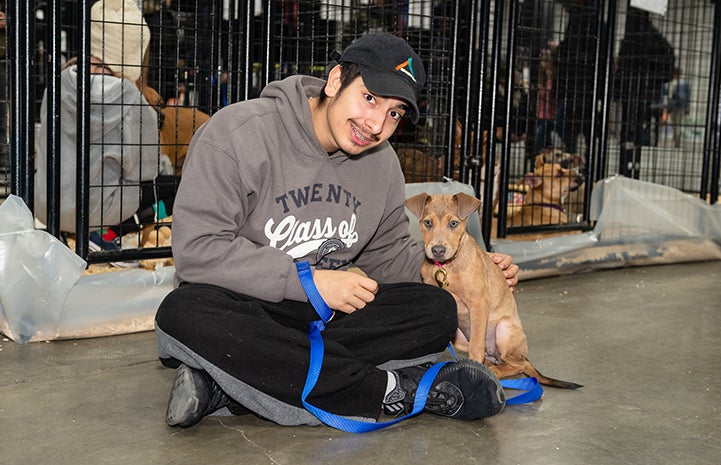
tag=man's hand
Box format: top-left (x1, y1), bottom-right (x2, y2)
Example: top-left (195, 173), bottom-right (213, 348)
top-left (488, 252), bottom-right (519, 292)
top-left (313, 269), bottom-right (379, 314)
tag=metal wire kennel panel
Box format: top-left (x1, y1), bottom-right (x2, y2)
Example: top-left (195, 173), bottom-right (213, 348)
top-left (16, 0), bottom-right (458, 265)
top-left (7, 1), bottom-right (721, 264)
top-left (493, 0), bottom-right (720, 239)
top-left (606, 1), bottom-right (718, 194)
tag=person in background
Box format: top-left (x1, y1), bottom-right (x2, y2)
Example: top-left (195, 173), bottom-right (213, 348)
top-left (0, 7), bottom-right (8, 172)
top-left (34, 0), bottom-right (177, 266)
top-left (144, 0), bottom-right (186, 105)
top-left (535, 44), bottom-right (559, 152)
top-left (554, 0), bottom-right (600, 158)
top-left (613, 5), bottom-right (674, 178)
top-left (665, 67), bottom-right (691, 148)
top-left (155, 33), bottom-right (519, 429)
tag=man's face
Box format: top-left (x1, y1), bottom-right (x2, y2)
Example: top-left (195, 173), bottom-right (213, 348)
top-left (317, 66), bottom-right (409, 155)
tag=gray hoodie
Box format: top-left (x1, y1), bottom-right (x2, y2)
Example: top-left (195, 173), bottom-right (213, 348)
top-left (172, 75), bottom-right (424, 302)
top-left (34, 66), bottom-right (159, 233)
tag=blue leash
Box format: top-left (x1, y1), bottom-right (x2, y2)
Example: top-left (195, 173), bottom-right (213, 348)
top-left (296, 261), bottom-right (448, 432)
top-left (295, 261), bottom-right (541, 433)
top-left (501, 377), bottom-right (543, 405)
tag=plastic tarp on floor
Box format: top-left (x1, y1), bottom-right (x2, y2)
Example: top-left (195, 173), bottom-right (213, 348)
top-left (492, 175), bottom-right (721, 279)
top-left (2, 176), bottom-right (720, 342)
top-left (0, 196), bottom-right (174, 343)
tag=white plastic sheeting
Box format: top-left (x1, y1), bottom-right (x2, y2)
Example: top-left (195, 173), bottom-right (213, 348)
top-left (0, 195), bottom-right (174, 343)
top-left (0, 196), bottom-right (86, 342)
top-left (493, 175), bottom-right (721, 279)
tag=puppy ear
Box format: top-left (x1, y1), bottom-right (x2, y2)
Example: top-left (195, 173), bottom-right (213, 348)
top-left (535, 153), bottom-right (547, 169)
top-left (454, 192), bottom-right (482, 219)
top-left (404, 193), bottom-right (430, 218)
top-left (522, 174), bottom-right (543, 188)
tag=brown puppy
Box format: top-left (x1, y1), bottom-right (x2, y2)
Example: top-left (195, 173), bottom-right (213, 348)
top-left (536, 148), bottom-right (583, 170)
top-left (142, 86), bottom-right (211, 175)
top-left (158, 106), bottom-right (210, 175)
top-left (507, 155), bottom-right (584, 227)
top-left (405, 192), bottom-right (581, 389)
top-left (536, 149), bottom-right (586, 222)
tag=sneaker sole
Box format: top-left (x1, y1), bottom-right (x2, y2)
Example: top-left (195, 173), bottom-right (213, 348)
top-left (87, 240), bottom-right (104, 253)
top-left (108, 260), bottom-right (140, 268)
top-left (435, 359), bottom-right (506, 421)
top-left (166, 365), bottom-right (206, 427)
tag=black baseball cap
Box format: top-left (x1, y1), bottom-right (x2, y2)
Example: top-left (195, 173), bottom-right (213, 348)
top-left (331, 33), bottom-right (426, 124)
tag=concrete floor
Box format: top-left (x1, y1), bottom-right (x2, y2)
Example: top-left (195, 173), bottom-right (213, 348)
top-left (2, 260), bottom-right (721, 465)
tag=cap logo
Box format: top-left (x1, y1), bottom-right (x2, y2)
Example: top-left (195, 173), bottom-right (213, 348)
top-left (395, 58), bottom-right (417, 83)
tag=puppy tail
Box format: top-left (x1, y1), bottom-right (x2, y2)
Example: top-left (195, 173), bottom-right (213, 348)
top-left (523, 360), bottom-right (583, 390)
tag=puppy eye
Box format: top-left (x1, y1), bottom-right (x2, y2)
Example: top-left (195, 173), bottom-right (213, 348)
top-left (556, 170), bottom-right (564, 177)
top-left (449, 220), bottom-right (460, 229)
top-left (423, 219), bottom-right (433, 229)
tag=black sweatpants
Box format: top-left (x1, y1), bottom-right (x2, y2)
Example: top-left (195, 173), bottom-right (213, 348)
top-left (154, 281), bottom-right (457, 424)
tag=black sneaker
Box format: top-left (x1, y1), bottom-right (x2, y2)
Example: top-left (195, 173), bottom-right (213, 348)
top-left (166, 364), bottom-right (246, 427)
top-left (383, 359), bottom-right (505, 421)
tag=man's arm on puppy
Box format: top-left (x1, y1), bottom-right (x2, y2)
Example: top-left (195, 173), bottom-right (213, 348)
top-left (489, 252), bottom-right (519, 292)
top-left (313, 254), bottom-right (516, 311)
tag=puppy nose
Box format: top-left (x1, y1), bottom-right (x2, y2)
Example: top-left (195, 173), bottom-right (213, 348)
top-left (431, 245), bottom-right (446, 258)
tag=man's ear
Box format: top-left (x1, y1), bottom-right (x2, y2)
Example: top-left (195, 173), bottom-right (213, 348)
top-left (324, 65), bottom-right (343, 98)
